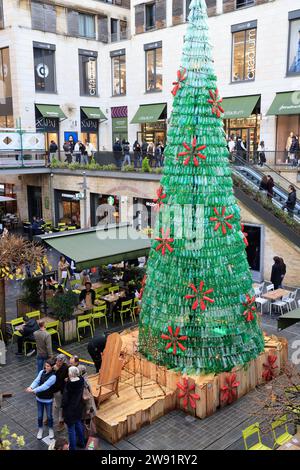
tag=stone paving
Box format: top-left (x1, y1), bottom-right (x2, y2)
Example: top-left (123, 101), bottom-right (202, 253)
top-left (1, 315), bottom-right (300, 451)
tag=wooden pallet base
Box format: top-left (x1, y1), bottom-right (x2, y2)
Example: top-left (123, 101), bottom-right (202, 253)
top-left (91, 328), bottom-right (288, 444)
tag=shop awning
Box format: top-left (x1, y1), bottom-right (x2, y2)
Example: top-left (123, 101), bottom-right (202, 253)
top-left (35, 104), bottom-right (66, 119)
top-left (81, 107), bottom-right (107, 120)
top-left (222, 95), bottom-right (260, 119)
top-left (266, 92), bottom-right (300, 115)
top-left (38, 225), bottom-right (151, 271)
top-left (0, 196), bottom-right (15, 202)
top-left (131, 104), bottom-right (166, 124)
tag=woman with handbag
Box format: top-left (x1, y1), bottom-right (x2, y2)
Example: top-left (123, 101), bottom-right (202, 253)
top-left (62, 366), bottom-right (85, 450)
top-left (78, 365), bottom-right (97, 439)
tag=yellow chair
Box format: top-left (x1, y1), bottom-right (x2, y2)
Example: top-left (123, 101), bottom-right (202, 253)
top-left (242, 423), bottom-right (272, 450)
top-left (0, 317), bottom-right (4, 341)
top-left (46, 320), bottom-right (61, 346)
top-left (23, 339), bottom-right (36, 355)
top-left (76, 314), bottom-right (94, 342)
top-left (272, 415), bottom-right (293, 447)
top-left (131, 297), bottom-right (140, 322)
top-left (95, 299), bottom-right (106, 306)
top-left (7, 318), bottom-right (24, 343)
top-left (91, 305), bottom-right (108, 330)
top-left (26, 310), bottom-right (41, 320)
top-left (109, 286), bottom-right (119, 294)
top-left (95, 288), bottom-right (108, 297)
top-left (115, 299), bottom-right (133, 326)
top-left (67, 226), bottom-right (77, 230)
top-left (58, 222), bottom-right (66, 227)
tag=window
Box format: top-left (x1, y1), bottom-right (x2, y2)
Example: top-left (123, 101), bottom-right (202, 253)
top-left (79, 14), bottom-right (95, 39)
top-left (79, 50), bottom-right (98, 97)
top-left (236, 0), bottom-right (255, 9)
top-left (0, 47), bottom-right (13, 125)
top-left (33, 43), bottom-right (56, 93)
top-left (146, 3), bottom-right (156, 30)
top-left (111, 18), bottom-right (119, 42)
top-left (145, 44), bottom-right (162, 92)
top-left (231, 23), bottom-right (257, 82)
top-left (185, 0), bottom-right (192, 20)
top-left (287, 11), bottom-right (300, 75)
top-left (111, 52), bottom-right (126, 96)
top-left (0, 0), bottom-right (4, 29)
top-left (31, 2), bottom-right (56, 33)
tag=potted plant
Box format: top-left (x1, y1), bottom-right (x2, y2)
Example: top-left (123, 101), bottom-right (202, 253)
top-left (17, 278), bottom-right (42, 317)
top-left (48, 291), bottom-right (79, 343)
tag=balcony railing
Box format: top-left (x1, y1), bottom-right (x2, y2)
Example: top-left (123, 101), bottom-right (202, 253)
top-left (95, 0), bottom-right (130, 9)
top-left (236, 0), bottom-right (255, 9)
top-left (111, 28), bottom-right (130, 43)
top-left (0, 152), bottom-right (46, 169)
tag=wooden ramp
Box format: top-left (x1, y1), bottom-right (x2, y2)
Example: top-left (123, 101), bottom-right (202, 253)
top-left (93, 372), bottom-right (175, 443)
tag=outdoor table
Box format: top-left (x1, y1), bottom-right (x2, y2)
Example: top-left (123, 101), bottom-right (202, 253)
top-left (277, 308), bottom-right (300, 331)
top-left (101, 290), bottom-right (126, 316)
top-left (75, 281), bottom-right (108, 291)
top-left (14, 315), bottom-right (55, 331)
top-left (277, 434), bottom-right (300, 450)
top-left (262, 289), bottom-right (290, 301)
top-left (73, 306), bottom-right (93, 317)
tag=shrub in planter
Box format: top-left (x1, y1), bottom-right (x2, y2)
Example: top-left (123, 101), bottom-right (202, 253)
top-left (21, 278), bottom-right (41, 307)
top-left (48, 291), bottom-right (79, 321)
top-left (141, 157), bottom-right (151, 173)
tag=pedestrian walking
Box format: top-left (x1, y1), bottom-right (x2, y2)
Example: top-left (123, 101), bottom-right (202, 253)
top-left (141, 140), bottom-right (148, 159)
top-left (258, 141), bottom-right (266, 167)
top-left (259, 175), bottom-right (268, 194)
top-left (154, 142), bottom-right (162, 168)
top-left (33, 320), bottom-right (53, 374)
top-left (267, 175), bottom-right (274, 200)
top-left (58, 256), bottom-right (70, 287)
top-left (133, 140), bottom-right (142, 169)
top-left (49, 140), bottom-right (58, 165)
top-left (62, 366), bottom-right (85, 450)
top-left (87, 333), bottom-right (107, 372)
top-left (147, 141), bottom-right (155, 167)
top-left (282, 185), bottom-right (297, 218)
top-left (122, 140), bottom-right (131, 166)
top-left (26, 358), bottom-right (56, 440)
top-left (80, 142), bottom-right (88, 165)
top-left (289, 135), bottom-right (299, 167)
top-left (228, 135), bottom-right (236, 162)
top-left (236, 135), bottom-right (247, 162)
top-left (85, 141), bottom-right (95, 163)
top-left (113, 139), bottom-right (123, 169)
top-left (73, 141), bottom-right (81, 164)
top-left (271, 256), bottom-right (283, 290)
top-left (63, 141), bottom-right (72, 164)
top-left (279, 257), bottom-right (286, 288)
top-left (52, 354), bottom-right (69, 432)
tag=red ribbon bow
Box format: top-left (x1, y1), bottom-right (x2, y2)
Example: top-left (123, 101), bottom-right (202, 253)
top-left (155, 228), bottom-right (174, 256)
top-left (220, 373), bottom-right (240, 404)
top-left (242, 294), bottom-right (256, 322)
top-left (177, 378), bottom-right (200, 409)
top-left (171, 68), bottom-right (187, 96)
top-left (210, 206), bottom-right (234, 235)
top-left (262, 355), bottom-right (278, 381)
top-left (178, 137), bottom-right (206, 167)
top-left (161, 326), bottom-right (187, 355)
top-left (153, 185), bottom-right (167, 211)
top-left (138, 275), bottom-right (147, 300)
top-left (185, 281), bottom-right (214, 311)
top-left (207, 89), bottom-right (224, 118)
top-left (241, 224), bottom-right (249, 247)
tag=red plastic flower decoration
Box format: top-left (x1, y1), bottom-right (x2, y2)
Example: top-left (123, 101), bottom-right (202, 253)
top-left (177, 378), bottom-right (200, 409)
top-left (207, 88), bottom-right (224, 118)
top-left (138, 275), bottom-right (147, 300)
top-left (178, 137), bottom-right (206, 167)
top-left (210, 207), bottom-right (234, 235)
top-left (220, 373), bottom-right (240, 404)
top-left (155, 228), bottom-right (174, 256)
top-left (161, 326), bottom-right (187, 355)
top-left (185, 281), bottom-right (214, 311)
top-left (242, 294), bottom-right (256, 322)
top-left (153, 185), bottom-right (167, 211)
top-left (262, 355), bottom-right (278, 381)
top-left (171, 68), bottom-right (187, 96)
top-left (241, 224), bottom-right (249, 247)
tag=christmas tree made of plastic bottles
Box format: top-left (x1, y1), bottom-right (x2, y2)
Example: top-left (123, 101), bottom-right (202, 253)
top-left (138, 0), bottom-right (265, 374)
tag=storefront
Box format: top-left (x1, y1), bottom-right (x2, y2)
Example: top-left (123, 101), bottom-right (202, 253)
top-left (133, 197), bottom-right (156, 230)
top-left (222, 95), bottom-right (261, 159)
top-left (27, 185), bottom-right (42, 221)
top-left (90, 193), bottom-right (120, 227)
top-left (0, 183), bottom-right (17, 216)
top-left (131, 103), bottom-right (167, 145)
top-left (243, 223), bottom-right (264, 282)
top-left (111, 106), bottom-right (128, 145)
top-left (266, 91), bottom-right (300, 164)
top-left (35, 104), bottom-right (66, 154)
top-left (80, 107), bottom-right (107, 151)
top-left (54, 190), bottom-right (81, 227)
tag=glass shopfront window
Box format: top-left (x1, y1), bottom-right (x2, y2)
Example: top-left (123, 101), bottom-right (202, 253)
top-left (33, 42), bottom-right (56, 93)
top-left (79, 50), bottom-right (98, 97)
top-left (224, 114), bottom-right (260, 158)
top-left (231, 22), bottom-right (257, 82)
top-left (0, 47), bottom-right (13, 123)
top-left (79, 13), bottom-right (95, 39)
top-left (0, 183), bottom-right (17, 217)
top-left (287, 11), bottom-right (300, 75)
top-left (137, 121), bottom-right (167, 146)
top-left (90, 193), bottom-right (120, 227)
top-left (145, 44), bottom-right (162, 92)
top-left (111, 54), bottom-right (126, 96)
top-left (133, 197), bottom-right (156, 231)
top-left (55, 190), bottom-right (81, 227)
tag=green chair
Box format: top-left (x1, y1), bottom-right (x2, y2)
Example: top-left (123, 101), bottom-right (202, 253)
top-left (7, 318), bottom-right (25, 343)
top-left (115, 299), bottom-right (133, 326)
top-left (76, 314), bottom-right (94, 342)
top-left (91, 305), bottom-right (108, 330)
top-left (95, 288), bottom-right (108, 298)
top-left (26, 310), bottom-right (41, 320)
top-left (272, 415), bottom-right (293, 447)
top-left (95, 299), bottom-right (106, 306)
top-left (131, 297), bottom-right (140, 322)
top-left (242, 423), bottom-right (272, 450)
top-left (0, 317), bottom-right (4, 341)
top-left (46, 320), bottom-right (62, 346)
top-left (23, 339), bottom-right (36, 355)
top-left (109, 286), bottom-right (119, 294)
top-left (58, 222), bottom-right (66, 227)
top-left (67, 226), bottom-right (77, 230)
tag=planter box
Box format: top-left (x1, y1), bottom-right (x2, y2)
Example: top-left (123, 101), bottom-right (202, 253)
top-left (59, 318), bottom-right (77, 344)
top-left (16, 299), bottom-right (39, 317)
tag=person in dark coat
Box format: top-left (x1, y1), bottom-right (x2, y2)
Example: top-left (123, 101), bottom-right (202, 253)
top-left (279, 258), bottom-right (286, 288)
top-left (259, 175), bottom-right (268, 192)
top-left (52, 354), bottom-right (69, 431)
top-left (267, 175), bottom-right (274, 200)
top-left (16, 315), bottom-right (39, 355)
top-left (271, 256), bottom-right (283, 290)
top-left (62, 366), bottom-right (85, 450)
top-left (283, 185), bottom-right (297, 217)
top-left (289, 136), bottom-right (299, 167)
top-left (79, 282), bottom-right (95, 308)
top-left (87, 333), bottom-right (108, 372)
top-left (113, 139), bottom-right (123, 169)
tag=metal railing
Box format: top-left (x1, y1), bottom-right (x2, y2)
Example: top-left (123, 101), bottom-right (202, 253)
top-left (111, 28), bottom-right (130, 43)
top-left (232, 150), bottom-right (300, 167)
top-left (0, 152), bottom-right (46, 168)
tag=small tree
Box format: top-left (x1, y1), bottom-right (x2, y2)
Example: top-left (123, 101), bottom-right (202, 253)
top-left (0, 234), bottom-right (51, 339)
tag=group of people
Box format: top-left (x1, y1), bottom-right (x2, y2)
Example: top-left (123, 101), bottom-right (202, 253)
top-left (259, 175), bottom-right (275, 199)
top-left (259, 176), bottom-right (297, 218)
top-left (286, 132), bottom-right (300, 167)
top-left (113, 139), bottom-right (164, 169)
top-left (48, 138), bottom-right (95, 166)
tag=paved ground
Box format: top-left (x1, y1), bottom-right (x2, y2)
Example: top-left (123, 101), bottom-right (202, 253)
top-left (1, 313), bottom-right (300, 451)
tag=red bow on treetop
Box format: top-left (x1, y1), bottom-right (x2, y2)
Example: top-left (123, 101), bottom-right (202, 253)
top-left (207, 89), bottom-right (224, 118)
top-left (185, 281), bottom-right (214, 311)
top-left (210, 206), bottom-right (234, 235)
top-left (242, 294), bottom-right (256, 322)
top-left (241, 224), bottom-right (249, 247)
top-left (161, 326), bottom-right (187, 355)
top-left (262, 355), bottom-right (278, 381)
top-left (171, 68), bottom-right (187, 97)
top-left (153, 186), bottom-right (167, 211)
top-left (178, 137), bottom-right (206, 167)
top-left (177, 378), bottom-right (200, 409)
top-left (220, 373), bottom-right (240, 404)
top-left (155, 228), bottom-right (174, 256)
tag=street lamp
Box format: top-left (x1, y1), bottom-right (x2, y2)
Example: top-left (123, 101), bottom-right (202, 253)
top-left (76, 171), bottom-right (89, 229)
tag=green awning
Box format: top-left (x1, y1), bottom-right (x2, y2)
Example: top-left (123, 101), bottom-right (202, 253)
top-left (81, 107), bottom-right (107, 120)
top-left (36, 104), bottom-right (66, 119)
top-left (222, 95), bottom-right (260, 119)
top-left (131, 104), bottom-right (166, 124)
top-left (38, 226), bottom-right (151, 271)
top-left (266, 92), bottom-right (300, 115)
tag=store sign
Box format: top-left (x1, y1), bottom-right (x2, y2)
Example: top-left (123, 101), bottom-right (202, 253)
top-left (36, 63), bottom-right (49, 79)
top-left (110, 48), bottom-right (126, 58)
top-left (144, 41), bottom-right (162, 51)
top-left (107, 196), bottom-right (115, 206)
top-left (87, 59), bottom-right (97, 96)
top-left (36, 116), bottom-right (59, 132)
top-left (112, 117), bottom-right (128, 132)
top-left (245, 29), bottom-right (256, 81)
top-left (81, 119), bottom-right (98, 133)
